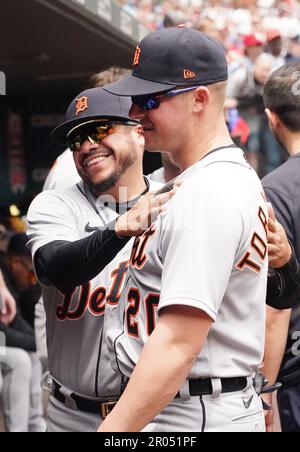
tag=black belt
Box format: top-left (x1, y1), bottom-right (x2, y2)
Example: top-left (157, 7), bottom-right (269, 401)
top-left (177, 377), bottom-right (248, 398)
top-left (52, 381), bottom-right (118, 419)
top-left (53, 377), bottom-right (248, 417)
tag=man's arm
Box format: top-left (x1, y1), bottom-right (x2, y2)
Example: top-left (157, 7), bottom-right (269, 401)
top-left (30, 189), bottom-right (175, 293)
top-left (266, 204), bottom-right (300, 310)
top-left (0, 270), bottom-right (16, 325)
top-left (0, 314), bottom-right (36, 352)
top-left (99, 306), bottom-right (212, 432)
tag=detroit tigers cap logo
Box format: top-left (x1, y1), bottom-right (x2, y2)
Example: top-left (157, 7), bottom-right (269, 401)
top-left (184, 69), bottom-right (196, 80)
top-left (133, 47), bottom-right (141, 67)
top-left (76, 96), bottom-right (89, 116)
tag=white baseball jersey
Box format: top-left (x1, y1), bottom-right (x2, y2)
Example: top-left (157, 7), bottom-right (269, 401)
top-left (148, 167), bottom-right (167, 185)
top-left (43, 149), bottom-right (81, 191)
top-left (107, 147), bottom-right (268, 381)
top-left (27, 178), bottom-right (161, 398)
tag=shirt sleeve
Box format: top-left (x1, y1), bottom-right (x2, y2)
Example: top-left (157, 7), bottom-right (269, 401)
top-left (158, 175), bottom-right (243, 321)
top-left (27, 191), bottom-right (131, 292)
top-left (27, 190), bottom-right (80, 259)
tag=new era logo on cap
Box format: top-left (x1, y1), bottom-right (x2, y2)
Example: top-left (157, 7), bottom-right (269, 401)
top-left (76, 97), bottom-right (89, 116)
top-left (133, 47), bottom-right (141, 67)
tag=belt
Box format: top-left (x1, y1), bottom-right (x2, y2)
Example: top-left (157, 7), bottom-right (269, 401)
top-left (53, 377), bottom-right (248, 416)
top-left (177, 377), bottom-right (248, 398)
top-left (52, 381), bottom-right (118, 419)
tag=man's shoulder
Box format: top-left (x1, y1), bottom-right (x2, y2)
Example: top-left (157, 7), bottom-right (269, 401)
top-left (263, 156), bottom-right (300, 193)
top-left (28, 184), bottom-right (83, 217)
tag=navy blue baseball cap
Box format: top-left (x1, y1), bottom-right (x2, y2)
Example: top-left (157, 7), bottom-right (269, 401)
top-left (51, 87), bottom-right (139, 145)
top-left (104, 27), bottom-right (228, 97)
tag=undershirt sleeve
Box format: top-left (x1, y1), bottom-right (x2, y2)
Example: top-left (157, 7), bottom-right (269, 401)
top-left (34, 221), bottom-right (131, 294)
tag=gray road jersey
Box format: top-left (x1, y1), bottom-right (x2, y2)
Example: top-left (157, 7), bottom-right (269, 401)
top-left (27, 179), bottom-right (161, 398)
top-left (107, 148), bottom-right (268, 381)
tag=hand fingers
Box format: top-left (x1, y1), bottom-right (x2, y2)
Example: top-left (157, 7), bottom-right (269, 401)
top-left (151, 206), bottom-right (166, 219)
top-left (267, 231), bottom-right (281, 245)
top-left (151, 189), bottom-right (177, 206)
top-left (268, 216), bottom-right (277, 233)
top-left (268, 203), bottom-right (276, 222)
top-left (173, 180), bottom-right (183, 188)
top-left (268, 244), bottom-right (279, 255)
top-left (267, 204), bottom-right (278, 233)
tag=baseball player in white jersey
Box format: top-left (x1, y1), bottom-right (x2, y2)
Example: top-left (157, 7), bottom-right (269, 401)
top-left (27, 88), bottom-right (173, 432)
top-left (98, 28), bottom-right (269, 432)
top-left (43, 149), bottom-right (80, 191)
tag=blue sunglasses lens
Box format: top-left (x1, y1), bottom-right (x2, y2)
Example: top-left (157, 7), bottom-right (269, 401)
top-left (133, 96), bottom-right (160, 111)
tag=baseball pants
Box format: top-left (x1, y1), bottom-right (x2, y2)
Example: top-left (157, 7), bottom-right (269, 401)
top-left (143, 378), bottom-right (265, 433)
top-left (47, 395), bottom-right (104, 432)
top-left (0, 348), bottom-right (45, 432)
top-left (277, 381), bottom-right (300, 433)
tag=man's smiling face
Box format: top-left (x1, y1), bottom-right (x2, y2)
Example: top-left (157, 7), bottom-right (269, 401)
top-left (72, 123), bottom-right (143, 196)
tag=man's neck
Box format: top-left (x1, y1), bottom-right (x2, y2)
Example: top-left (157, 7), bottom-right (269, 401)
top-left (163, 164), bottom-right (181, 183)
top-left (285, 133), bottom-right (300, 157)
top-left (96, 173), bottom-right (147, 204)
top-left (175, 123), bottom-right (234, 171)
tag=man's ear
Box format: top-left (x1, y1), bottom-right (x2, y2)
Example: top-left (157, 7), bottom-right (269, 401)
top-left (135, 125), bottom-right (145, 147)
top-left (193, 87), bottom-right (210, 113)
top-left (265, 108), bottom-right (281, 128)
top-left (136, 124), bottom-right (144, 135)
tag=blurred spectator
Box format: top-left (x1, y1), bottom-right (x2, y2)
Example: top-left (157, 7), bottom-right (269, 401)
top-left (0, 233), bottom-right (44, 432)
top-left (117, 0), bottom-right (300, 38)
top-left (226, 52), bottom-right (285, 173)
top-left (0, 224), bottom-right (7, 257)
top-left (243, 33), bottom-right (264, 67)
top-left (286, 34), bottom-right (300, 63)
top-left (266, 30), bottom-right (286, 68)
top-left (89, 66), bottom-right (131, 88)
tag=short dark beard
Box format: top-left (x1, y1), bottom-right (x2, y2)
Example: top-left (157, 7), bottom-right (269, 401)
top-left (84, 146), bottom-right (138, 198)
top-left (85, 171), bottom-right (121, 197)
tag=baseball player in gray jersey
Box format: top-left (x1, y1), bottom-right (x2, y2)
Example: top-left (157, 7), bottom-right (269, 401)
top-left (27, 88), bottom-right (174, 432)
top-left (99, 28), bottom-right (269, 433)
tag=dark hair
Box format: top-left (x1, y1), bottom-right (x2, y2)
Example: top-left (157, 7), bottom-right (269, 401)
top-left (263, 63), bottom-right (300, 132)
top-left (8, 233), bottom-right (31, 258)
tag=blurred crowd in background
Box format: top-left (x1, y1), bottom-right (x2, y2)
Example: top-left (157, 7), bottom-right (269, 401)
top-left (118, 0), bottom-right (300, 175)
top-left (118, 0), bottom-right (300, 36)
